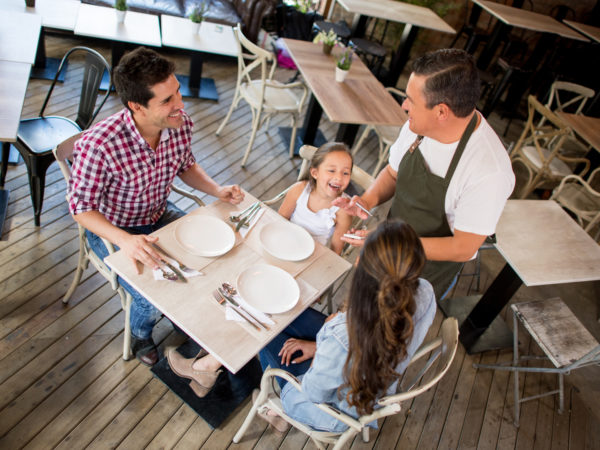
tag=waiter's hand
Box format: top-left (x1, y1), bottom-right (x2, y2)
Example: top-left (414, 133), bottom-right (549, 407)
top-left (115, 233), bottom-right (162, 274)
top-left (340, 227), bottom-right (370, 248)
top-left (217, 185), bottom-right (244, 204)
top-left (332, 195), bottom-right (370, 220)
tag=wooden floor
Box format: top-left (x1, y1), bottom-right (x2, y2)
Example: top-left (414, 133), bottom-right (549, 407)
top-left (1, 34), bottom-right (600, 449)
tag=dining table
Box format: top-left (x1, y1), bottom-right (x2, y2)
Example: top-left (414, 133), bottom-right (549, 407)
top-left (104, 190), bottom-right (352, 374)
top-left (563, 20), bottom-right (600, 44)
top-left (333, 0), bottom-right (456, 87)
top-left (555, 112), bottom-right (600, 153)
top-left (439, 199), bottom-right (600, 354)
top-left (280, 38), bottom-right (407, 153)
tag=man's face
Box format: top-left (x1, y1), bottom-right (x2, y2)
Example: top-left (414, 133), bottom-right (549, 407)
top-left (137, 73), bottom-right (185, 131)
top-left (402, 73), bottom-right (438, 136)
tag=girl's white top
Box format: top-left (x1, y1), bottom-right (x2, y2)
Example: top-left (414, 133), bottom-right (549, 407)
top-left (290, 182), bottom-right (339, 245)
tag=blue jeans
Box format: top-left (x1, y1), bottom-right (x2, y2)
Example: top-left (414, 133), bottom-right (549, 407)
top-left (86, 201), bottom-right (186, 341)
top-left (259, 307), bottom-right (326, 388)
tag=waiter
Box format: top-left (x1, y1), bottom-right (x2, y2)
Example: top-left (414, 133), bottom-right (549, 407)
top-left (336, 49), bottom-right (515, 300)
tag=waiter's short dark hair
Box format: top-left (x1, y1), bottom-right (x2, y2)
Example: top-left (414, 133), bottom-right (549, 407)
top-left (411, 49), bottom-right (480, 118)
top-left (113, 47), bottom-right (175, 109)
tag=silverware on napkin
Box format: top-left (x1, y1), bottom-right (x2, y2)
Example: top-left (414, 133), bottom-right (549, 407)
top-left (217, 287), bottom-right (270, 330)
top-left (152, 242), bottom-right (195, 274)
top-left (212, 290), bottom-right (261, 331)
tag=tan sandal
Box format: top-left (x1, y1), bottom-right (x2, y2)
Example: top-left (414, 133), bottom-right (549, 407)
top-left (167, 349), bottom-right (222, 398)
top-left (252, 389), bottom-right (290, 434)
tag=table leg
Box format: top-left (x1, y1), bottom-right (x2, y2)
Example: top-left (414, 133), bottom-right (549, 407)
top-left (31, 28), bottom-right (65, 82)
top-left (278, 94), bottom-right (326, 155)
top-left (476, 22), bottom-right (511, 71)
top-left (384, 24), bottom-right (418, 87)
top-left (335, 124), bottom-right (359, 147)
top-left (176, 52), bottom-right (219, 101)
top-left (458, 263), bottom-right (523, 350)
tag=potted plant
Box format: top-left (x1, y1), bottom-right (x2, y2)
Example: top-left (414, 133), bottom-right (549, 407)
top-left (313, 29), bottom-right (338, 55)
top-left (114, 0), bottom-right (127, 24)
top-left (335, 45), bottom-right (354, 82)
top-left (189, 2), bottom-right (208, 34)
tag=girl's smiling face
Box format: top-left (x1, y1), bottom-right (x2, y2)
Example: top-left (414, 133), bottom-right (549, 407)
top-left (310, 151), bottom-right (353, 199)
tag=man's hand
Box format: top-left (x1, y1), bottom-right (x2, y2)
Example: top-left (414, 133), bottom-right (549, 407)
top-left (340, 227), bottom-right (370, 248)
top-left (278, 338), bottom-right (316, 366)
top-left (217, 185), bottom-right (244, 204)
top-left (331, 195), bottom-right (370, 220)
top-left (115, 233), bottom-right (162, 274)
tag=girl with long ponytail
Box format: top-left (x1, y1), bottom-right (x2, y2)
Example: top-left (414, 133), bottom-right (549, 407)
top-left (256, 220), bottom-right (436, 432)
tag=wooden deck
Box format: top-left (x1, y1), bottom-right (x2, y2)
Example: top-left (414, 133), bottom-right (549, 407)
top-left (1, 34), bottom-right (600, 449)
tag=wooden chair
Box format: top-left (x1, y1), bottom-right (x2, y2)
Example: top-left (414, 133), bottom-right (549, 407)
top-left (551, 167), bottom-right (600, 241)
top-left (0, 46), bottom-right (111, 226)
top-left (351, 87), bottom-right (406, 176)
top-left (216, 25), bottom-right (308, 168)
top-left (233, 317), bottom-right (459, 448)
top-left (52, 135), bottom-right (204, 360)
top-left (475, 297), bottom-right (600, 426)
top-left (510, 95), bottom-right (590, 199)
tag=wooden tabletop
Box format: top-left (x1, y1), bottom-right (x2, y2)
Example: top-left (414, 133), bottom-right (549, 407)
top-left (0, 10), bottom-right (41, 64)
top-left (283, 39), bottom-right (407, 127)
top-left (1, 0), bottom-right (80, 31)
top-left (105, 192), bottom-right (352, 373)
top-left (472, 0), bottom-right (589, 41)
top-left (160, 15), bottom-right (237, 57)
top-left (336, 0), bottom-right (455, 34)
top-left (555, 112), bottom-right (600, 153)
top-left (0, 61), bottom-right (31, 142)
top-left (563, 20), bottom-right (600, 44)
top-left (494, 200), bottom-right (600, 287)
top-left (74, 3), bottom-right (161, 47)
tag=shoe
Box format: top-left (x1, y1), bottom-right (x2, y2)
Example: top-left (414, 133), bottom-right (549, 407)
top-left (131, 336), bottom-right (159, 366)
top-left (253, 389), bottom-right (290, 434)
top-left (166, 349), bottom-right (221, 398)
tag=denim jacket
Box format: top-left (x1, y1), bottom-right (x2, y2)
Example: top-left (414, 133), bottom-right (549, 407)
top-left (281, 278), bottom-right (436, 432)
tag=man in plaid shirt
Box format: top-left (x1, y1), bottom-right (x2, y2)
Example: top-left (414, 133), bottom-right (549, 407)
top-left (67, 47), bottom-right (244, 366)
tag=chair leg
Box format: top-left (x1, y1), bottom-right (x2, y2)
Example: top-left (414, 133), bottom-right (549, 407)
top-left (63, 238), bottom-right (88, 303)
top-left (558, 372), bottom-right (564, 414)
top-left (362, 427), bottom-right (369, 442)
top-left (233, 388), bottom-right (265, 443)
top-left (1, 142), bottom-right (10, 187)
top-left (23, 150), bottom-right (55, 226)
top-left (241, 110), bottom-right (261, 168)
top-left (121, 289), bottom-right (132, 360)
top-left (372, 142), bottom-right (391, 177)
top-left (513, 312), bottom-right (521, 427)
top-left (288, 115), bottom-right (298, 160)
top-left (351, 126), bottom-right (371, 156)
top-left (216, 90), bottom-right (240, 136)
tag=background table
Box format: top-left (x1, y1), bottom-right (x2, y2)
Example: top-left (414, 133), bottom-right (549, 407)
top-left (563, 20), bottom-right (600, 43)
top-left (440, 199), bottom-right (600, 353)
top-left (335, 0), bottom-right (455, 86)
top-left (0, 11), bottom-right (42, 64)
top-left (105, 192), bottom-right (352, 373)
top-left (281, 38), bottom-right (407, 151)
top-left (161, 16), bottom-right (237, 101)
top-left (556, 112), bottom-right (600, 153)
top-left (74, 3), bottom-right (162, 90)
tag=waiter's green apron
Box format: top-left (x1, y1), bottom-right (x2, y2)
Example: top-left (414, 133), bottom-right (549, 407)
top-left (388, 114), bottom-right (478, 301)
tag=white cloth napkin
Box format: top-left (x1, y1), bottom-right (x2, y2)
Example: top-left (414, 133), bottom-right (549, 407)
top-left (152, 256), bottom-right (204, 281)
top-left (239, 208), bottom-right (265, 238)
top-left (225, 293), bottom-right (275, 325)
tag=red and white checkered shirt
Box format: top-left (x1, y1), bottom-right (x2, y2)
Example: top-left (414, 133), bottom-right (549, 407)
top-left (67, 108), bottom-right (196, 227)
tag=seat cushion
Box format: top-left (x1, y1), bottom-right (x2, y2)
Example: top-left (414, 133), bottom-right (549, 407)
top-left (18, 117), bottom-right (81, 154)
top-left (240, 80), bottom-right (301, 111)
top-left (522, 145), bottom-right (572, 177)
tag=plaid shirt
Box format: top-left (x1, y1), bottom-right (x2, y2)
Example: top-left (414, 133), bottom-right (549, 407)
top-left (67, 108), bottom-right (196, 227)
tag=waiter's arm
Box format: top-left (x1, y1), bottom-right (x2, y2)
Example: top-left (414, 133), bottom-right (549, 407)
top-left (421, 230), bottom-right (486, 262)
top-left (360, 164), bottom-right (398, 210)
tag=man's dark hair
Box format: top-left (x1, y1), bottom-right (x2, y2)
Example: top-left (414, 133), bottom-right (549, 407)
top-left (411, 49), bottom-right (480, 118)
top-left (113, 47), bottom-right (175, 109)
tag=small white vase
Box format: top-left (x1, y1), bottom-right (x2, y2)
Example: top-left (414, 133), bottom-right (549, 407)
top-left (115, 9), bottom-right (126, 24)
top-left (335, 66), bottom-right (349, 82)
top-left (193, 21), bottom-right (203, 35)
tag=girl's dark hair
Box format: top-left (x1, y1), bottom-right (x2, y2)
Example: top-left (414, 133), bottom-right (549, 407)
top-left (113, 47), bottom-right (176, 110)
top-left (342, 220), bottom-right (425, 415)
top-left (300, 142), bottom-right (353, 190)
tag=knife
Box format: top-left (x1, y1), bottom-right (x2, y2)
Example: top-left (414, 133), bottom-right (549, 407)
top-left (151, 243), bottom-right (187, 282)
top-left (217, 287), bottom-right (270, 330)
top-left (214, 289), bottom-right (261, 331)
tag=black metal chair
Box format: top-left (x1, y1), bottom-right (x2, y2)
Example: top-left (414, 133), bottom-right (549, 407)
top-left (0, 46), bottom-right (111, 226)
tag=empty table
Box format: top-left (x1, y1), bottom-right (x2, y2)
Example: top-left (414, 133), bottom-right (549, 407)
top-left (556, 112), bottom-right (600, 153)
top-left (440, 199), bottom-right (600, 353)
top-left (161, 16), bottom-right (237, 101)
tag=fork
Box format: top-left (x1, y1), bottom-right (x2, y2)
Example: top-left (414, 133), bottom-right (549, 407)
top-left (152, 242), bottom-right (194, 274)
top-left (212, 290), bottom-right (261, 331)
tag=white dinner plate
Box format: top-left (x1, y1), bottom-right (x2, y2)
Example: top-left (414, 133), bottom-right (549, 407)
top-left (259, 221), bottom-right (315, 261)
top-left (174, 215), bottom-right (235, 257)
top-left (236, 264), bottom-right (300, 314)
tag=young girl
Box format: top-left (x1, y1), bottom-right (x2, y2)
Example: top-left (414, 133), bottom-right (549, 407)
top-left (256, 220), bottom-right (436, 433)
top-left (279, 142), bottom-right (353, 255)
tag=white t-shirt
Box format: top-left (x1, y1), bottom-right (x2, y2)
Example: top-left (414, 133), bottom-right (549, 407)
top-left (388, 113), bottom-right (515, 237)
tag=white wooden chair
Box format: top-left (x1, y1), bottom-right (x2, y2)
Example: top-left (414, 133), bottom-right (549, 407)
top-left (233, 317), bottom-right (459, 448)
top-left (551, 167), bottom-right (600, 241)
top-left (216, 25), bottom-right (309, 168)
top-left (351, 87), bottom-right (406, 176)
top-left (510, 95), bottom-right (590, 198)
top-left (475, 297), bottom-right (600, 427)
top-left (53, 134), bottom-right (204, 360)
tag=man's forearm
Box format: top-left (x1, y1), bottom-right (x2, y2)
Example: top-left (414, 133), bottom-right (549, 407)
top-left (421, 230), bottom-right (487, 262)
top-left (361, 165), bottom-right (397, 209)
top-left (179, 164), bottom-right (221, 197)
top-left (73, 210), bottom-right (130, 248)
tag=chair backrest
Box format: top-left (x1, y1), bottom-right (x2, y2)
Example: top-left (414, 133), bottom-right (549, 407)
top-left (544, 81), bottom-right (595, 117)
top-left (233, 25), bottom-right (276, 100)
top-left (40, 46), bottom-right (112, 130)
top-left (53, 132), bottom-right (84, 183)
